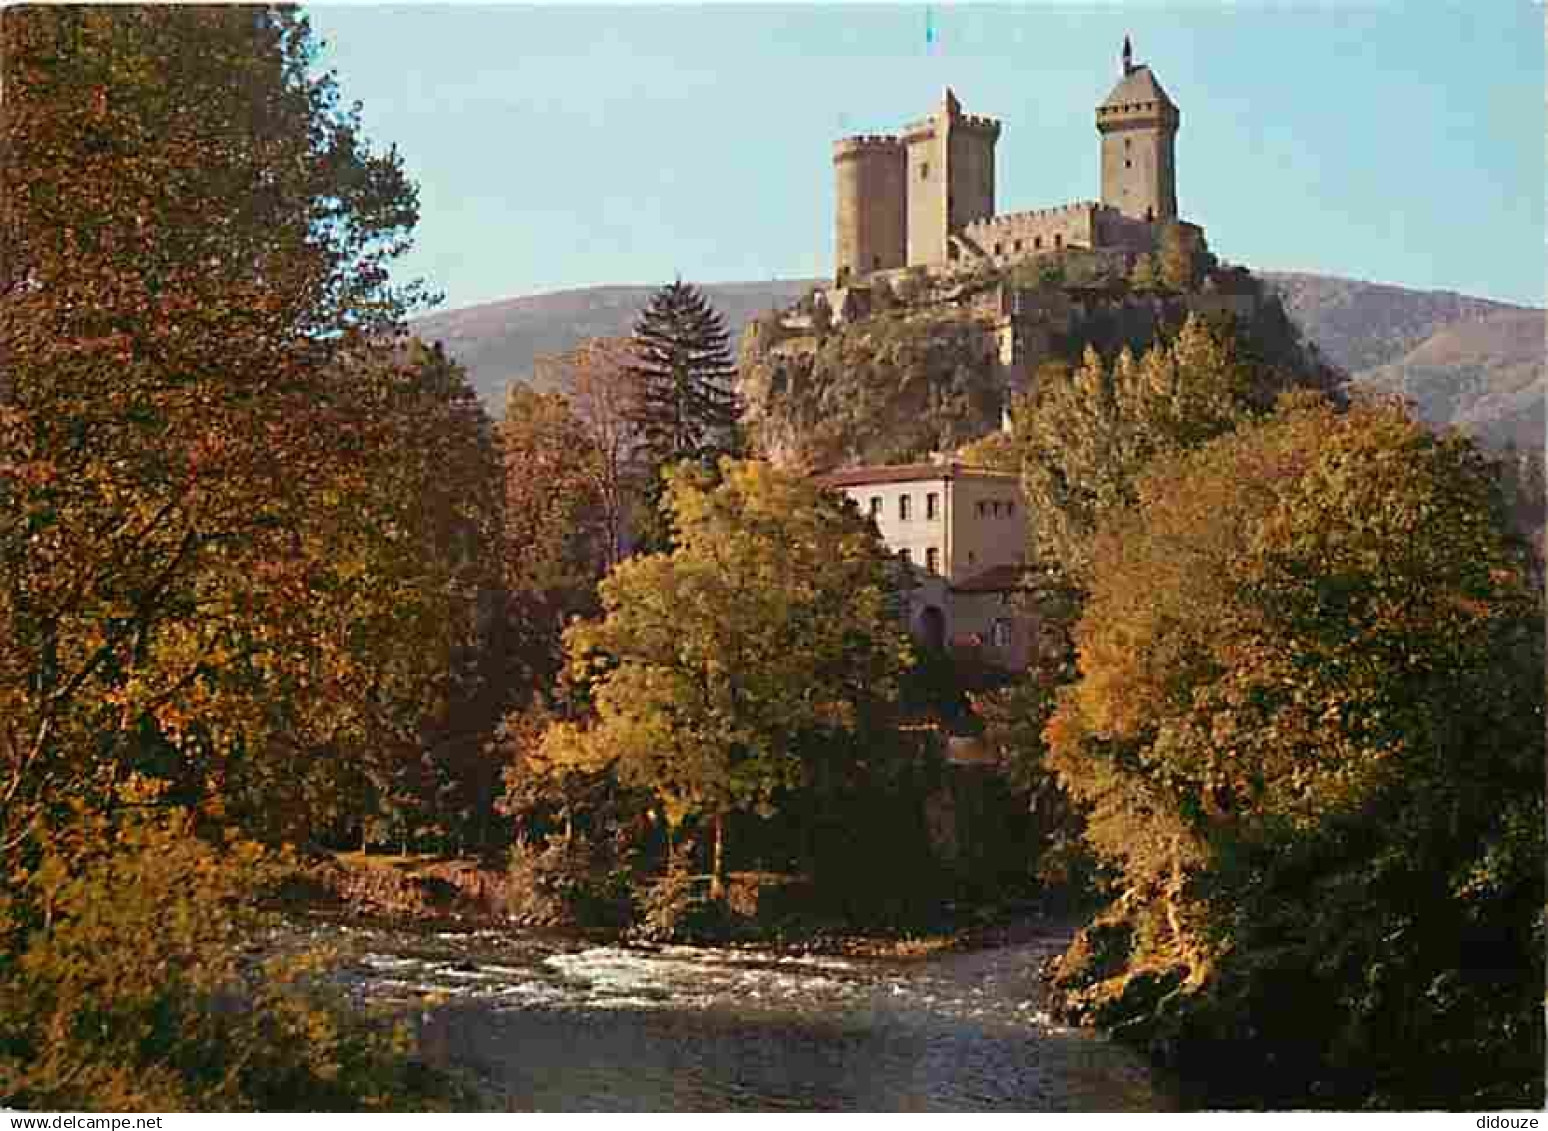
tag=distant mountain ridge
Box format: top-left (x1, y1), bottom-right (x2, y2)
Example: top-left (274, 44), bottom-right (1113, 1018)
top-left (410, 279), bottom-right (820, 408)
top-left (411, 271), bottom-right (1543, 450)
top-left (1258, 272), bottom-right (1542, 449)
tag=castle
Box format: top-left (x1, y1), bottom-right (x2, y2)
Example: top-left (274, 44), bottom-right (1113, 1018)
top-left (832, 38), bottom-right (1198, 283)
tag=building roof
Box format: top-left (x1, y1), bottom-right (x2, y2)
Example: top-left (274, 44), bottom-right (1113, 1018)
top-left (951, 563), bottom-right (1030, 593)
top-left (1099, 64), bottom-right (1177, 111)
top-left (815, 461), bottom-right (1021, 489)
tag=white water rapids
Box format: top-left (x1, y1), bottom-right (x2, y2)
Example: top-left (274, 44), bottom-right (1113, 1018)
top-left (283, 917), bottom-right (1181, 1111)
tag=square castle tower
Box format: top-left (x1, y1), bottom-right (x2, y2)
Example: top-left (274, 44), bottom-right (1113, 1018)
top-left (833, 38), bottom-right (1189, 284)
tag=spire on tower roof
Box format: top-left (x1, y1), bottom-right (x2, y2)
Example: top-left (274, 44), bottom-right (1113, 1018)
top-left (1122, 35), bottom-right (1134, 75)
top-left (1099, 60), bottom-right (1177, 113)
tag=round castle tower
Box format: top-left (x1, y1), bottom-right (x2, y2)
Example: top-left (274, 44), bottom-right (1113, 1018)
top-left (833, 135), bottom-right (908, 283)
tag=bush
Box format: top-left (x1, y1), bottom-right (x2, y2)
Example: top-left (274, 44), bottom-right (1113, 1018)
top-left (0, 797), bottom-right (464, 1111)
top-left (506, 834), bottom-right (634, 929)
top-left (629, 856), bottom-right (725, 943)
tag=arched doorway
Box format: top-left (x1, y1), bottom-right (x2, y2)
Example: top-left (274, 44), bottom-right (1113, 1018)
top-left (918, 605), bottom-right (946, 651)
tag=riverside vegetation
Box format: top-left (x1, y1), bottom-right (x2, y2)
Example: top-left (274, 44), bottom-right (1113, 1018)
top-left (3, 4), bottom-right (1542, 1112)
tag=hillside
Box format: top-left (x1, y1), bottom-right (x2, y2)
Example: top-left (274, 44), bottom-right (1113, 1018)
top-left (1260, 272), bottom-right (1542, 449)
top-left (410, 279), bottom-right (819, 408)
top-left (1354, 308), bottom-right (1544, 450)
top-left (411, 271), bottom-right (1543, 451)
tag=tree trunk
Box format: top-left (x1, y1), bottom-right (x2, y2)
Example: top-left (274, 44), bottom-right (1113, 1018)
top-left (710, 813), bottom-right (726, 900)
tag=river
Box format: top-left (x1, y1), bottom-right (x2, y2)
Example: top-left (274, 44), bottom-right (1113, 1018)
top-left (289, 916), bottom-right (1183, 1111)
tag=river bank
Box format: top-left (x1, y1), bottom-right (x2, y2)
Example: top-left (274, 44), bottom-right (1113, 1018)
top-left (286, 849), bottom-right (1093, 959)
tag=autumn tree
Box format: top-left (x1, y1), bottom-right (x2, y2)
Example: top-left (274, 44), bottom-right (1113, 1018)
top-left (1, 6), bottom-right (438, 854)
top-left (497, 385), bottom-right (610, 690)
top-left (217, 339), bottom-right (502, 851)
top-left (1157, 221), bottom-right (1208, 291)
top-left (1045, 395), bottom-right (1544, 1107)
top-left (534, 336), bottom-right (646, 570)
top-left (534, 460), bottom-right (913, 896)
top-left (1, 6), bottom-right (471, 1105)
top-left (1018, 314), bottom-right (1334, 586)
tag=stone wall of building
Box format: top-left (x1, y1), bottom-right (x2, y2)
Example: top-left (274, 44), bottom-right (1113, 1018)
top-left (903, 117), bottom-right (948, 269)
top-left (1093, 207), bottom-right (1162, 253)
top-left (947, 119), bottom-right (998, 232)
top-left (1097, 102), bottom-right (1179, 222)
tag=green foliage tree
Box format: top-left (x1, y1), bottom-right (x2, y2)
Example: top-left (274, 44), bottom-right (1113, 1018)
top-left (1157, 222), bottom-right (1201, 291)
top-left (1128, 252), bottom-right (1160, 291)
top-left (535, 460), bottom-right (914, 896)
top-left (956, 425), bottom-right (1021, 473)
top-left (1045, 395), bottom-right (1545, 1107)
top-left (1018, 314), bottom-right (1330, 585)
top-left (624, 280), bottom-right (743, 550)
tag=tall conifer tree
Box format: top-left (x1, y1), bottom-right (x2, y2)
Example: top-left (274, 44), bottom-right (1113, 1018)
top-left (625, 279), bottom-right (742, 468)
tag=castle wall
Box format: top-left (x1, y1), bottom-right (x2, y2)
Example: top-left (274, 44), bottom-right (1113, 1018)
top-left (961, 203), bottom-right (1100, 267)
top-left (834, 137), bottom-right (908, 281)
top-left (1092, 207), bottom-right (1159, 253)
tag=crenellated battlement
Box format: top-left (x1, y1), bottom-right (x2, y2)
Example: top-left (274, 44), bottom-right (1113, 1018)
top-left (834, 134), bottom-right (905, 159)
top-left (964, 202), bottom-right (1102, 232)
top-left (1096, 100), bottom-right (1180, 128)
top-left (954, 113), bottom-right (1002, 134)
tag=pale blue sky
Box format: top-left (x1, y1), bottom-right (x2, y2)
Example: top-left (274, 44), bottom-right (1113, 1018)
top-left (307, 3), bottom-right (1546, 311)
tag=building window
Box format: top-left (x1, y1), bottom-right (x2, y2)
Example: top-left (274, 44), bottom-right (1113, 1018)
top-left (967, 550), bottom-right (977, 566)
top-left (1125, 159), bottom-right (1132, 169)
top-left (926, 547), bottom-right (940, 574)
top-left (926, 492), bottom-right (939, 520)
top-left (976, 500), bottom-right (987, 518)
top-left (920, 162), bottom-right (930, 180)
top-left (1125, 137), bottom-right (1132, 149)
top-left (899, 547), bottom-right (912, 567)
top-left (1034, 236), bottom-right (1042, 250)
top-left (899, 494), bottom-right (911, 522)
top-left (1006, 501), bottom-right (1016, 517)
top-left (1054, 234), bottom-right (1063, 249)
top-left (869, 496), bottom-right (882, 519)
top-left (873, 255), bottom-right (882, 268)
top-left (991, 619), bottom-right (1012, 649)
top-left (993, 243), bottom-right (1002, 255)
top-left (1014, 240), bottom-right (1022, 252)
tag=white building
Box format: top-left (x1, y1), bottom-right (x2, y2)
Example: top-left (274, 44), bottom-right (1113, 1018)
top-left (816, 461), bottom-right (1032, 670)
